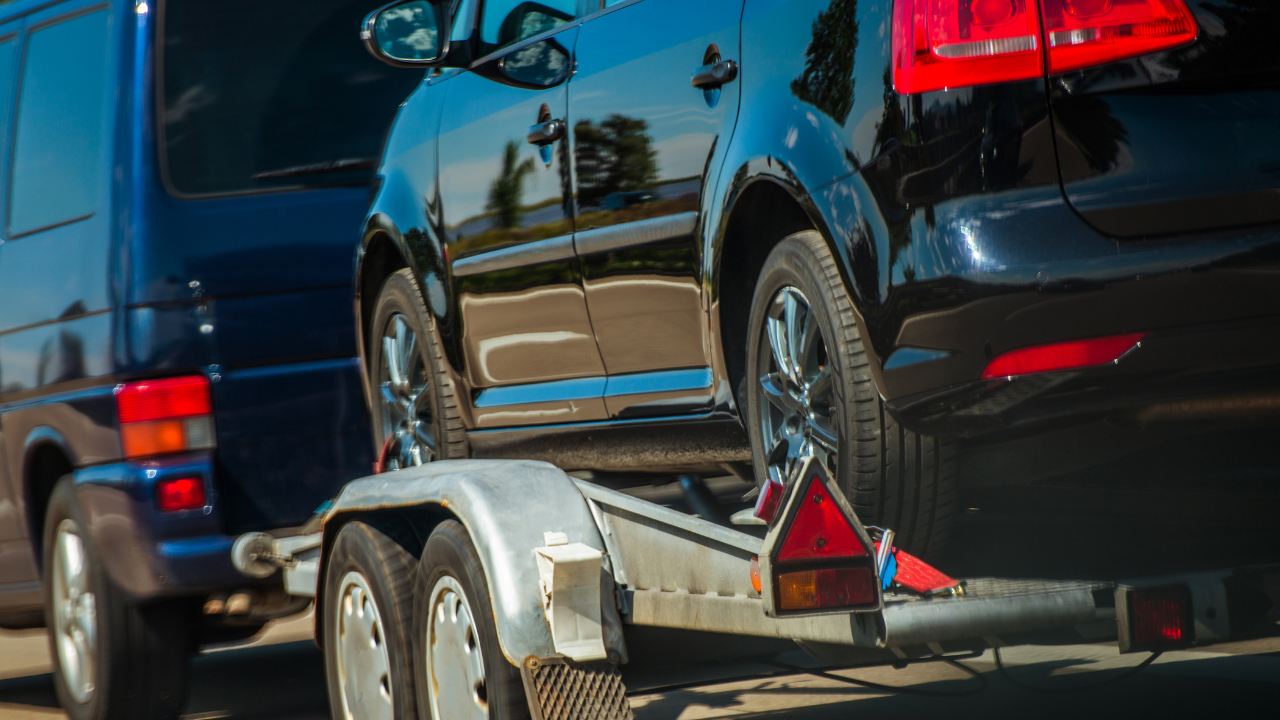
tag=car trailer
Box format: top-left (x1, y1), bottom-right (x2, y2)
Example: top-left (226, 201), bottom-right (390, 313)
top-left (229, 458), bottom-right (1276, 719)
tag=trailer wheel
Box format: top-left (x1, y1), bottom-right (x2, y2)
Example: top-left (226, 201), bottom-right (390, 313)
top-left (414, 520), bottom-right (529, 720)
top-left (323, 522), bottom-right (418, 720)
top-left (43, 477), bottom-right (192, 720)
top-left (369, 267), bottom-right (469, 470)
top-left (746, 231), bottom-right (958, 557)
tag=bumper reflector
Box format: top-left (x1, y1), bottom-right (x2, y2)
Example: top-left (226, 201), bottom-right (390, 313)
top-left (157, 477), bottom-right (207, 512)
top-left (980, 332), bottom-right (1147, 379)
top-left (777, 567), bottom-right (877, 611)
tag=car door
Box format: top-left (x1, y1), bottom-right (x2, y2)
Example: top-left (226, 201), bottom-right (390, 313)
top-left (437, 2), bottom-right (603, 428)
top-left (569, 0), bottom-right (743, 419)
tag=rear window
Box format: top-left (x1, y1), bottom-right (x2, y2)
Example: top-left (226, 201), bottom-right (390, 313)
top-left (160, 0), bottom-right (424, 196)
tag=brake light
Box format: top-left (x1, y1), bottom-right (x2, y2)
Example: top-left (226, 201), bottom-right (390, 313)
top-left (893, 0), bottom-right (1043, 94)
top-left (156, 477), bottom-right (207, 512)
top-left (1041, 0), bottom-right (1198, 73)
top-left (980, 332), bottom-right (1147, 379)
top-left (892, 0), bottom-right (1198, 93)
top-left (116, 376), bottom-right (216, 459)
top-left (777, 479), bottom-right (868, 561)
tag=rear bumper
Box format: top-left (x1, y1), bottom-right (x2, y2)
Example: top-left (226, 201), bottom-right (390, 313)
top-left (74, 452), bottom-right (271, 602)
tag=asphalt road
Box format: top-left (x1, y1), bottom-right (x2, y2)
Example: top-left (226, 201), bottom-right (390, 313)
top-left (4, 434), bottom-right (1280, 720)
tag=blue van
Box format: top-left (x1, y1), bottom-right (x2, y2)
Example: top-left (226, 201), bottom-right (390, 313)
top-left (0, 1), bottom-right (418, 717)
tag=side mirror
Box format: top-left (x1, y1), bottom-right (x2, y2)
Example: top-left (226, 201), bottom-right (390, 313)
top-left (362, 0), bottom-right (449, 67)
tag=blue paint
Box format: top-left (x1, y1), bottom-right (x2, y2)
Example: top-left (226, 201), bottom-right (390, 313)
top-left (883, 347), bottom-right (952, 371)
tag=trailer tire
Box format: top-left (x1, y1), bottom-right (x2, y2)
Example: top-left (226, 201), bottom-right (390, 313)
top-left (43, 477), bottom-right (192, 720)
top-left (746, 231), bottom-right (958, 558)
top-left (414, 520), bottom-right (529, 720)
top-left (323, 521), bottom-right (418, 720)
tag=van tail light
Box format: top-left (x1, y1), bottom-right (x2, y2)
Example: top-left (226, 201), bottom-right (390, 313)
top-left (1041, 0), bottom-right (1198, 74)
top-left (893, 0), bottom-right (1198, 94)
top-left (156, 477), bottom-right (207, 512)
top-left (771, 467), bottom-right (878, 613)
top-left (980, 331), bottom-right (1147, 379)
top-left (116, 376), bottom-right (216, 459)
top-left (893, 0), bottom-right (1044, 94)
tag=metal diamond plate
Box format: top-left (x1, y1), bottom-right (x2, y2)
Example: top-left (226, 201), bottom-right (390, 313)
top-left (525, 661), bottom-right (633, 720)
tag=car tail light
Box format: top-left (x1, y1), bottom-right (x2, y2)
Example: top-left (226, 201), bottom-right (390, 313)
top-left (893, 0), bottom-right (1198, 93)
top-left (980, 331), bottom-right (1147, 379)
top-left (1129, 585), bottom-right (1193, 649)
top-left (893, 0), bottom-right (1044, 94)
top-left (1041, 0), bottom-right (1198, 74)
top-left (156, 477), bottom-right (207, 512)
top-left (777, 567), bottom-right (878, 611)
top-left (116, 376), bottom-right (216, 459)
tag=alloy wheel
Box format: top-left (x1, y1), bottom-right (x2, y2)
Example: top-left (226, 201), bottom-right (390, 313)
top-left (425, 575), bottom-right (487, 720)
top-left (52, 519), bottom-right (97, 705)
top-left (756, 286), bottom-right (839, 485)
top-left (334, 571), bottom-right (394, 720)
top-left (378, 313), bottom-right (436, 469)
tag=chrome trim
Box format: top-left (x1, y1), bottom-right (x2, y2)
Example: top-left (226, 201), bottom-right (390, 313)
top-left (574, 212), bottom-right (698, 256)
top-left (604, 367), bottom-right (711, 397)
top-left (453, 234), bottom-right (574, 277)
top-left (473, 376), bottom-right (606, 408)
top-left (472, 368), bottom-right (712, 408)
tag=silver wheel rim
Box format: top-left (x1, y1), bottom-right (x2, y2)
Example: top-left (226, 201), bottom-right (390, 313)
top-left (52, 519), bottom-right (96, 705)
top-left (334, 571), bottom-right (394, 720)
top-left (378, 313), bottom-right (436, 469)
top-left (425, 575), bottom-right (487, 720)
top-left (756, 286), bottom-right (839, 485)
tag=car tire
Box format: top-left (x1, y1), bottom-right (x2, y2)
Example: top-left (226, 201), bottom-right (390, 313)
top-left (368, 267), bottom-right (468, 469)
top-left (745, 231), bottom-right (958, 558)
top-left (414, 520), bottom-right (529, 720)
top-left (322, 521), bottom-right (418, 720)
top-left (43, 476), bottom-right (192, 720)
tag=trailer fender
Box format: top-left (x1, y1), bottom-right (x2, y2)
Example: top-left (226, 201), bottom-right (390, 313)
top-left (319, 459), bottom-right (628, 666)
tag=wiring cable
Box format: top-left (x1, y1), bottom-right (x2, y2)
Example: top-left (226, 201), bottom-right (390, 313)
top-left (993, 647), bottom-right (1163, 694)
top-left (769, 657), bottom-right (990, 698)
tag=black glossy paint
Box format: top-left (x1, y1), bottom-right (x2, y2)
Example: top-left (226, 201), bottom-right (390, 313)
top-left (362, 0), bottom-right (1280, 471)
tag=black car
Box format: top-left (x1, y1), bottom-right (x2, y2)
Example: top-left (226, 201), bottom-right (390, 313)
top-left (355, 0), bottom-right (1280, 557)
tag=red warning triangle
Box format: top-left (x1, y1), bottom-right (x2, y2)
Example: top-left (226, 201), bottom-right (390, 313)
top-left (777, 477), bottom-right (868, 561)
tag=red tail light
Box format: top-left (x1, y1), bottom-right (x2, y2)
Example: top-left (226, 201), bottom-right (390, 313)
top-left (1042, 0), bottom-right (1198, 73)
top-left (1130, 585), bottom-right (1193, 649)
top-left (980, 331), bottom-right (1147, 379)
top-left (156, 477), bottom-right (207, 512)
top-left (893, 0), bottom-right (1198, 93)
top-left (894, 0), bottom-right (1044, 94)
top-left (115, 376), bottom-right (216, 459)
top-left (776, 479), bottom-right (868, 561)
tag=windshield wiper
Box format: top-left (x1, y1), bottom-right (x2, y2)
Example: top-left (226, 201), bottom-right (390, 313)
top-left (252, 157), bottom-right (377, 179)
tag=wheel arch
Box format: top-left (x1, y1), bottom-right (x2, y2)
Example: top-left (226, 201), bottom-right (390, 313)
top-left (312, 461), bottom-right (628, 665)
top-left (356, 217), bottom-right (412, 407)
top-left (22, 427), bottom-right (76, 573)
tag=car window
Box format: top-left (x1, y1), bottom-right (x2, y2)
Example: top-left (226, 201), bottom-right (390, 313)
top-left (8, 10), bottom-right (110, 237)
top-left (161, 0), bottom-right (425, 196)
top-left (480, 0), bottom-right (576, 53)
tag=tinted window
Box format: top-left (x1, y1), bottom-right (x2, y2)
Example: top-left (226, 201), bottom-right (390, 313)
top-left (481, 0), bottom-right (576, 53)
top-left (9, 11), bottom-right (110, 237)
top-left (161, 0), bottom-right (424, 196)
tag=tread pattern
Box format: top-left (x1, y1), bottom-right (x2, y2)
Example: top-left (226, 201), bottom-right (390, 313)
top-left (373, 268), bottom-right (469, 459)
top-left (749, 232), bottom-right (958, 558)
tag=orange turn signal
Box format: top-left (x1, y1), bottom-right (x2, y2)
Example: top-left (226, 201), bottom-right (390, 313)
top-left (777, 567), bottom-right (877, 611)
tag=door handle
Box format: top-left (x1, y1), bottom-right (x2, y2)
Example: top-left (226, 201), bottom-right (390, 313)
top-left (527, 119), bottom-right (565, 146)
top-left (691, 59), bottom-right (738, 89)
